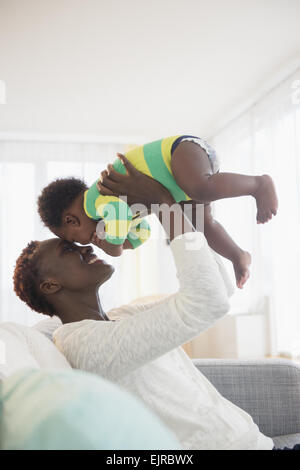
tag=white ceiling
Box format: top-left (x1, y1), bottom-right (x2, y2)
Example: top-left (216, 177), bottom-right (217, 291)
top-left (0, 0), bottom-right (300, 141)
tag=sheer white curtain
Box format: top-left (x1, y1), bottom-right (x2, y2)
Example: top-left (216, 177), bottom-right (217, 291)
top-left (0, 139), bottom-right (177, 327)
top-left (211, 68), bottom-right (300, 356)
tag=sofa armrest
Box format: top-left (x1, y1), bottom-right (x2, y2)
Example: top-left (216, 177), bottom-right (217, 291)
top-left (193, 358), bottom-right (300, 438)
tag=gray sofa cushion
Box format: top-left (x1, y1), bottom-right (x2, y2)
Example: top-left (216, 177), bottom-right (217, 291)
top-left (193, 359), bottom-right (300, 438)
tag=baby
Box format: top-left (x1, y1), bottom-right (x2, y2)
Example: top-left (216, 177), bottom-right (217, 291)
top-left (38, 134), bottom-right (278, 288)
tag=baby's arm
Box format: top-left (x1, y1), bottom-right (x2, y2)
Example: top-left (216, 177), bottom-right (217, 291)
top-left (126, 217), bottom-right (151, 249)
top-left (91, 194), bottom-right (132, 256)
top-left (204, 204), bottom-right (241, 261)
top-left (92, 195), bottom-right (151, 255)
top-left (102, 217), bottom-right (151, 253)
top-left (93, 237), bottom-right (125, 256)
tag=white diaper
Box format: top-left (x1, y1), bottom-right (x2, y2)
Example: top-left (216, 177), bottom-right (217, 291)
top-left (178, 136), bottom-right (220, 174)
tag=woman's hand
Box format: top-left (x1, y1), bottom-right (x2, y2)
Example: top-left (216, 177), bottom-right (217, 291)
top-left (97, 154), bottom-right (194, 242)
top-left (97, 153), bottom-right (175, 209)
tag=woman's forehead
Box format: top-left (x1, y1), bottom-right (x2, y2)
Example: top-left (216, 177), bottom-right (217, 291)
top-left (38, 238), bottom-right (61, 257)
top-left (35, 239), bottom-right (64, 275)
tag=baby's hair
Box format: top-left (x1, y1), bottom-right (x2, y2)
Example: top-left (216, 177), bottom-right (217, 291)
top-left (13, 241), bottom-right (56, 317)
top-left (38, 177), bottom-right (88, 228)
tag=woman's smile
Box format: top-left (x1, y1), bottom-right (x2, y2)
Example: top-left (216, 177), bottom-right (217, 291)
top-left (87, 255), bottom-right (105, 265)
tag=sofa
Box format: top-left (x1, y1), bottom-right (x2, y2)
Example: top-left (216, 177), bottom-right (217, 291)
top-left (0, 322), bottom-right (180, 450)
top-left (1, 321), bottom-right (300, 449)
top-left (194, 359), bottom-right (300, 449)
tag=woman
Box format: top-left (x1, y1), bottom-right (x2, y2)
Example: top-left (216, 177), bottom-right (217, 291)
top-left (13, 157), bottom-right (274, 450)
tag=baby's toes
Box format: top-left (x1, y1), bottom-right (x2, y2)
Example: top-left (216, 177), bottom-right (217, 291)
top-left (267, 210), bottom-right (275, 222)
top-left (240, 271), bottom-right (249, 288)
top-left (237, 276), bottom-right (245, 289)
top-left (260, 211), bottom-right (271, 224)
top-left (257, 211), bottom-right (265, 224)
top-left (235, 273), bottom-right (243, 289)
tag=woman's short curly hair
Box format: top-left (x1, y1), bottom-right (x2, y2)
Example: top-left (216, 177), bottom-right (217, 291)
top-left (38, 177), bottom-right (88, 228)
top-left (13, 241), bottom-right (56, 317)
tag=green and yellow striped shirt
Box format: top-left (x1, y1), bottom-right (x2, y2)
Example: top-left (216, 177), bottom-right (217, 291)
top-left (84, 135), bottom-right (191, 247)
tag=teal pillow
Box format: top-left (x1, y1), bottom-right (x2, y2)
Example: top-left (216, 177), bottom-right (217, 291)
top-left (0, 368), bottom-right (180, 450)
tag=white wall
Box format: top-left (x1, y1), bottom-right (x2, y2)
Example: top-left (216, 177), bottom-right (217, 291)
top-left (0, 0), bottom-right (300, 140)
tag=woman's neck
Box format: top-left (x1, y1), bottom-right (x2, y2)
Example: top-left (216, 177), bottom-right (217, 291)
top-left (52, 286), bottom-right (109, 324)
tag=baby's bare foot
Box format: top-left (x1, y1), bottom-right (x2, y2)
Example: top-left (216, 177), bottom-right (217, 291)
top-left (233, 251), bottom-right (252, 289)
top-left (254, 175), bottom-right (278, 224)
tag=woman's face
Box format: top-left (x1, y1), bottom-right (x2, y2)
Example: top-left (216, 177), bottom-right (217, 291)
top-left (36, 238), bottom-right (114, 292)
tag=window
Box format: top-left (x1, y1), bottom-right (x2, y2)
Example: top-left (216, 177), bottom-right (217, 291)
top-left (211, 69), bottom-right (300, 356)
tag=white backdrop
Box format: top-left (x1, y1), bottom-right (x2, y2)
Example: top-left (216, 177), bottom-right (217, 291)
top-left (0, 140), bottom-right (178, 326)
top-left (211, 68), bottom-right (300, 356)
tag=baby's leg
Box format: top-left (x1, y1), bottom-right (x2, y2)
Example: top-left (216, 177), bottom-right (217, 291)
top-left (203, 204), bottom-right (251, 289)
top-left (171, 141), bottom-right (278, 224)
top-left (180, 201), bottom-right (251, 289)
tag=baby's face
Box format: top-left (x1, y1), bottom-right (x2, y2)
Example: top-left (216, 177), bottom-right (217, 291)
top-left (51, 217), bottom-right (98, 246)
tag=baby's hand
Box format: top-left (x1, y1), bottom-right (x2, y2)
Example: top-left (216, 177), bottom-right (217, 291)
top-left (91, 232), bottom-right (124, 257)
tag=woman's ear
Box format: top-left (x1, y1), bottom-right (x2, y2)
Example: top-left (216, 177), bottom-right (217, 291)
top-left (64, 214), bottom-right (80, 226)
top-left (40, 279), bottom-right (62, 295)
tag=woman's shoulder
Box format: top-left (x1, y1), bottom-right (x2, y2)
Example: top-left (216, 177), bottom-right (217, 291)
top-left (33, 315), bottom-right (62, 341)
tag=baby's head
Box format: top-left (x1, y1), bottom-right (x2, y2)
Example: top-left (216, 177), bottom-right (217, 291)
top-left (38, 178), bottom-right (98, 245)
